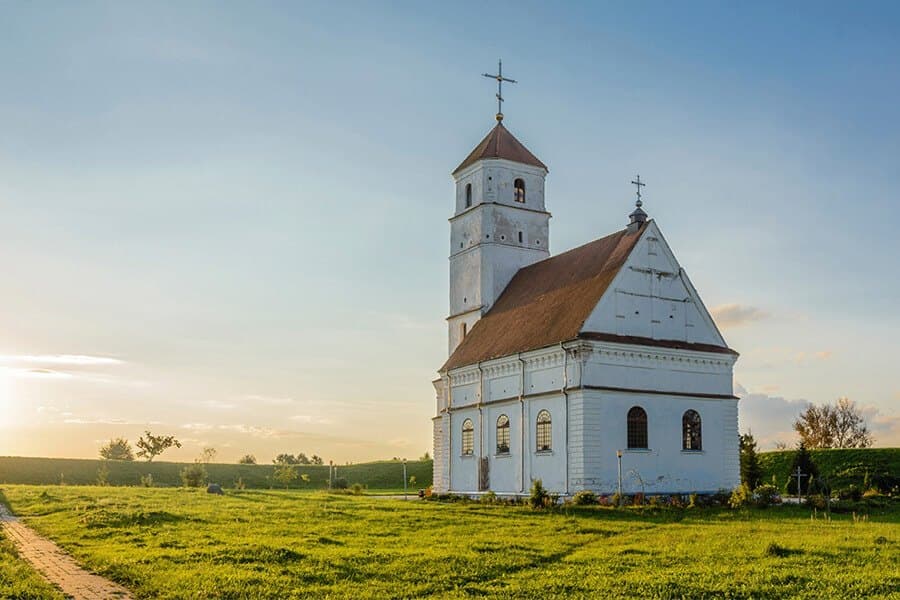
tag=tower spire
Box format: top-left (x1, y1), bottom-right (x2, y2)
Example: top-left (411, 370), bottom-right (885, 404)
top-left (482, 59), bottom-right (517, 122)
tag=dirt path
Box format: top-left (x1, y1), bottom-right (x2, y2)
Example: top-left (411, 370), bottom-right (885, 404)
top-left (0, 504), bottom-right (133, 600)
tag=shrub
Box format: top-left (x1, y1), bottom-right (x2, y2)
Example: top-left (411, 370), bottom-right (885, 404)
top-left (688, 493), bottom-right (698, 508)
top-left (238, 454), bottom-right (257, 465)
top-left (180, 462), bottom-right (208, 488)
top-left (272, 463), bottom-right (298, 489)
top-left (711, 489), bottom-right (731, 507)
top-left (95, 463), bottom-right (110, 487)
top-left (480, 491), bottom-right (498, 505)
top-left (764, 542), bottom-right (791, 557)
top-left (350, 483), bottom-right (365, 495)
top-left (572, 490), bottom-right (596, 506)
top-left (840, 485), bottom-right (863, 501)
top-left (648, 495), bottom-right (663, 508)
top-left (233, 477), bottom-right (246, 490)
top-left (139, 473), bottom-right (154, 488)
top-left (530, 479), bottom-right (549, 509)
top-left (729, 483), bottom-right (751, 509)
top-left (610, 492), bottom-right (622, 507)
top-left (753, 484), bottom-right (781, 508)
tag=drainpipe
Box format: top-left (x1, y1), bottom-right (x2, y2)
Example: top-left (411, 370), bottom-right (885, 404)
top-left (560, 343), bottom-right (570, 496)
top-left (477, 362), bottom-right (484, 492)
top-left (518, 354), bottom-right (526, 494)
top-left (446, 373), bottom-right (452, 492)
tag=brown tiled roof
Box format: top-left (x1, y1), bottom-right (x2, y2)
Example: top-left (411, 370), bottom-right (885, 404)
top-left (452, 123), bottom-right (547, 175)
top-left (441, 224), bottom-right (646, 371)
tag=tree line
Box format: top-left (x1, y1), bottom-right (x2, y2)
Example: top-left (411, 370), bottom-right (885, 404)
top-left (98, 432), bottom-right (328, 467)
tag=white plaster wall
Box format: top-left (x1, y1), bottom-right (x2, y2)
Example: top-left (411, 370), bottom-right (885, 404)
top-left (526, 394), bottom-right (568, 492)
top-left (582, 346), bottom-right (735, 396)
top-left (448, 159), bottom-right (551, 351)
top-left (449, 407), bottom-right (481, 493)
top-left (485, 400), bottom-right (521, 493)
top-left (582, 221), bottom-right (726, 347)
top-left (578, 390), bottom-right (737, 494)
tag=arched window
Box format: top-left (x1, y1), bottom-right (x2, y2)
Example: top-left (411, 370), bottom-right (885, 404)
top-left (627, 406), bottom-right (648, 449)
top-left (514, 178), bottom-right (525, 203)
top-left (465, 183), bottom-right (472, 208)
top-left (461, 419), bottom-right (474, 456)
top-left (682, 410), bottom-right (702, 451)
top-left (496, 414), bottom-right (510, 454)
top-left (536, 410), bottom-right (551, 452)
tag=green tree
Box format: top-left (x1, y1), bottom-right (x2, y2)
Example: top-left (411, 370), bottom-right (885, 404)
top-left (420, 451), bottom-right (431, 461)
top-left (297, 453), bottom-right (311, 465)
top-left (238, 454), bottom-right (257, 465)
top-left (794, 398), bottom-right (873, 449)
top-left (739, 432), bottom-right (762, 490)
top-left (310, 454), bottom-right (324, 465)
top-left (135, 431), bottom-right (182, 462)
top-left (273, 463), bottom-right (298, 489)
top-left (786, 442), bottom-right (820, 496)
top-left (275, 453), bottom-right (298, 465)
top-left (99, 438), bottom-right (134, 461)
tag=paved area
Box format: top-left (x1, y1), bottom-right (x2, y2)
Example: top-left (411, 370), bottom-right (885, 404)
top-left (0, 504), bottom-right (132, 600)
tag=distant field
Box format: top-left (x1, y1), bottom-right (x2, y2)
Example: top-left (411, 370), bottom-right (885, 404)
top-left (0, 456), bottom-right (433, 490)
top-left (1, 485), bottom-right (898, 599)
top-left (758, 448), bottom-right (900, 492)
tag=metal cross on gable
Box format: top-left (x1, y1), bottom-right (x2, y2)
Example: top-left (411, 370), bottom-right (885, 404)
top-left (483, 59), bottom-right (517, 122)
top-left (631, 174), bottom-right (646, 207)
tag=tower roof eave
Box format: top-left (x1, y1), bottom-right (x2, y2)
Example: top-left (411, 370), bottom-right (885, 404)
top-left (452, 123), bottom-right (547, 176)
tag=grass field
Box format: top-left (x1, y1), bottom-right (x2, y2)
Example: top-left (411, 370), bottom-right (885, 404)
top-left (1, 486), bottom-right (898, 599)
top-left (0, 457), bottom-right (433, 490)
top-left (0, 530), bottom-right (63, 600)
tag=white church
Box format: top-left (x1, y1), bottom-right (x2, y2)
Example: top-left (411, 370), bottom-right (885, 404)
top-left (431, 110), bottom-right (741, 498)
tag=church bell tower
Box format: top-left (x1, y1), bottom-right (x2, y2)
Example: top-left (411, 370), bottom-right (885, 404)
top-left (447, 121), bottom-right (550, 355)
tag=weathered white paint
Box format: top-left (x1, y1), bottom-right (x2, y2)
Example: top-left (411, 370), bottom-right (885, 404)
top-left (447, 158), bottom-right (550, 355)
top-left (582, 221), bottom-right (726, 346)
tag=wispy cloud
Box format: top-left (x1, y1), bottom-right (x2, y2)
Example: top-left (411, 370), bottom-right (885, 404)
top-left (288, 414), bottom-right (332, 425)
top-left (793, 350), bottom-right (834, 365)
top-left (0, 354), bottom-right (125, 366)
top-left (711, 304), bottom-right (768, 329)
top-left (243, 394), bottom-right (295, 406)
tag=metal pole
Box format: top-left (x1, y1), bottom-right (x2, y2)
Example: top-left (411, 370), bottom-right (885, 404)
top-left (616, 450), bottom-right (623, 506)
top-left (403, 459), bottom-right (408, 500)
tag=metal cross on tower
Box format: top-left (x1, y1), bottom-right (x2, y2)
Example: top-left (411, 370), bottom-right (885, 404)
top-left (630, 174), bottom-right (646, 208)
top-left (482, 59), bottom-right (517, 122)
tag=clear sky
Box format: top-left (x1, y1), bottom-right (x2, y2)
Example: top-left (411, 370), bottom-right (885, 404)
top-left (1, 1), bottom-right (898, 463)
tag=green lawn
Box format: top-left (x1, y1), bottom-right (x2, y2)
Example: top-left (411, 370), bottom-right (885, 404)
top-left (0, 486), bottom-right (898, 599)
top-left (0, 529), bottom-right (63, 600)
